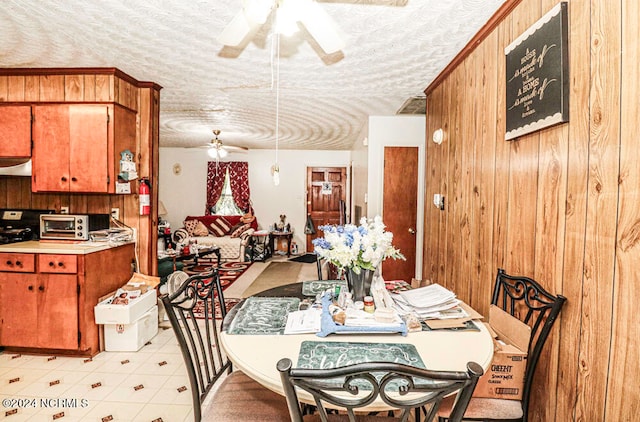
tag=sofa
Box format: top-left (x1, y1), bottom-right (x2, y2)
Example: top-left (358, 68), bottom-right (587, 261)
top-left (173, 215), bottom-right (259, 262)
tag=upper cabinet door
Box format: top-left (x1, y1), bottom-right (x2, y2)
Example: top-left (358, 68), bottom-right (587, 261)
top-left (0, 105), bottom-right (32, 158)
top-left (32, 104), bottom-right (110, 193)
top-left (68, 104), bottom-right (109, 192)
top-left (32, 105), bottom-right (72, 192)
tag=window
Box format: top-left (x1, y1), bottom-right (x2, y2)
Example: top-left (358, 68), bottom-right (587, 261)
top-left (213, 168), bottom-right (243, 215)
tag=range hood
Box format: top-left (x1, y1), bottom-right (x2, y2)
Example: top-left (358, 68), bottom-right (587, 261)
top-left (0, 158), bottom-right (32, 176)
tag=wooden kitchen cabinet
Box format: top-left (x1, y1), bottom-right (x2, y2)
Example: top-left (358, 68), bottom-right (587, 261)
top-left (32, 103), bottom-right (136, 193)
top-left (0, 243), bottom-right (135, 356)
top-left (0, 105), bottom-right (32, 158)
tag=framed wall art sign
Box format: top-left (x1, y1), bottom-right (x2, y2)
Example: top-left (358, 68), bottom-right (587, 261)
top-left (505, 2), bottom-right (569, 140)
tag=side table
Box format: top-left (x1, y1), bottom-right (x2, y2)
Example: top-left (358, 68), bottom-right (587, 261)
top-left (248, 230), bottom-right (271, 262)
top-left (269, 231), bottom-right (293, 257)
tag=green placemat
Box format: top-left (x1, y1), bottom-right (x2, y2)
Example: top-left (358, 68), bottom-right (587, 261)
top-left (302, 279), bottom-right (348, 296)
top-left (227, 296), bottom-right (300, 335)
top-left (297, 341), bottom-right (426, 390)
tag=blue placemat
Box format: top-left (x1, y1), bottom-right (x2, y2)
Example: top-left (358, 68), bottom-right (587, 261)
top-left (316, 294), bottom-right (408, 337)
top-left (227, 296), bottom-right (300, 335)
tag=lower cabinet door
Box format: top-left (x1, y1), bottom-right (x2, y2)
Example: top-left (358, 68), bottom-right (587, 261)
top-left (0, 274), bottom-right (39, 347)
top-left (37, 274), bottom-right (79, 350)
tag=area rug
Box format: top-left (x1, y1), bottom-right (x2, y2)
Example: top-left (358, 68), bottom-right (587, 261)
top-left (241, 262), bottom-right (303, 298)
top-left (183, 260), bottom-right (252, 291)
top-left (288, 253), bottom-right (317, 264)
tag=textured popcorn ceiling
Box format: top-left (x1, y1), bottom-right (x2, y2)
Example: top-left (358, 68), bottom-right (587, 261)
top-left (0, 0), bottom-right (505, 150)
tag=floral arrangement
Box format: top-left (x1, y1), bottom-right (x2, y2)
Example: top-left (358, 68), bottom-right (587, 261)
top-left (312, 216), bottom-right (405, 274)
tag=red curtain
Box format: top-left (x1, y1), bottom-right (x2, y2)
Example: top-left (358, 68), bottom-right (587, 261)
top-left (206, 162), bottom-right (250, 214)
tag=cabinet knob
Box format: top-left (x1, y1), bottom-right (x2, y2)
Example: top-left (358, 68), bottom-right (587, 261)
top-left (15, 261), bottom-right (21, 266)
top-left (28, 285), bottom-right (34, 291)
top-left (58, 262), bottom-right (64, 267)
top-left (38, 286), bottom-right (44, 291)
top-left (6, 260), bottom-right (11, 266)
top-left (71, 177), bottom-right (78, 182)
top-left (61, 176), bottom-right (68, 182)
top-left (49, 262), bottom-right (55, 267)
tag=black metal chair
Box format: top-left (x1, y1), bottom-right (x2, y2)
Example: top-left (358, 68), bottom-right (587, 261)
top-left (278, 358), bottom-right (483, 422)
top-left (436, 268), bottom-right (566, 422)
top-left (161, 268), bottom-right (289, 422)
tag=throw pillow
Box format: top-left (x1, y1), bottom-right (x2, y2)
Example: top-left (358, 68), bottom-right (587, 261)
top-left (192, 221), bottom-right (209, 237)
top-left (172, 228), bottom-right (189, 244)
top-left (209, 217), bottom-right (231, 237)
top-left (230, 223), bottom-right (251, 238)
top-left (184, 219), bottom-right (199, 236)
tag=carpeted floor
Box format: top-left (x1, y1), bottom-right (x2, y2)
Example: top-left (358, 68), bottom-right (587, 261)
top-left (241, 261), bottom-right (304, 298)
top-left (183, 260), bottom-right (253, 291)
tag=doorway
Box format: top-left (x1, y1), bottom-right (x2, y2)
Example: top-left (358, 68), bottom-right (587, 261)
top-left (306, 167), bottom-right (347, 252)
top-left (382, 146), bottom-right (418, 283)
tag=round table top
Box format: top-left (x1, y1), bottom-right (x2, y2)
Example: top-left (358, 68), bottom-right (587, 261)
top-left (220, 282), bottom-right (494, 411)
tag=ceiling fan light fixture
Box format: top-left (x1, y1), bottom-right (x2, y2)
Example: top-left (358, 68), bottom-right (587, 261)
top-left (244, 0), bottom-right (273, 24)
top-left (299, 1), bottom-right (345, 54)
top-left (218, 147), bottom-right (229, 158)
top-left (275, 0), bottom-right (300, 36)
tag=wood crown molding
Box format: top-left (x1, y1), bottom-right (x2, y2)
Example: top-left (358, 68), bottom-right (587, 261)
top-left (0, 67), bottom-right (162, 90)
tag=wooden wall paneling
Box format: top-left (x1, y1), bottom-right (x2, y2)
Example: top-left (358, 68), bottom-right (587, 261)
top-left (83, 74), bottom-right (96, 101)
top-left (444, 66), bottom-right (463, 293)
top-left (0, 178), bottom-right (6, 206)
top-left (0, 76), bottom-right (7, 101)
top-left (31, 193), bottom-right (59, 212)
top-left (556, 2), bottom-right (590, 420)
top-left (64, 75), bottom-right (84, 101)
top-left (607, 0), bottom-right (640, 419)
top-left (69, 194), bottom-right (88, 214)
top-left (423, 86), bottom-right (443, 282)
top-left (491, 20), bottom-right (511, 281)
top-left (473, 28), bottom-right (500, 318)
top-left (460, 51), bottom-right (477, 300)
top-left (577, 0), bottom-right (621, 419)
top-left (529, 1), bottom-right (571, 420)
top-left (39, 75), bottom-right (65, 102)
top-left (504, 1), bottom-right (540, 277)
top-left (94, 74), bottom-right (113, 102)
top-left (7, 76), bottom-right (26, 102)
top-left (24, 76), bottom-right (39, 102)
top-left (436, 77), bottom-right (451, 285)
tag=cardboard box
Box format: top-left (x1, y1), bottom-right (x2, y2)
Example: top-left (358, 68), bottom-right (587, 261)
top-left (104, 305), bottom-right (158, 352)
top-left (473, 305), bottom-right (531, 400)
top-left (94, 288), bottom-right (157, 324)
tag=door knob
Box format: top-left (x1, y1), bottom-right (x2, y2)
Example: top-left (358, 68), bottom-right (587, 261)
top-left (408, 228), bottom-right (416, 234)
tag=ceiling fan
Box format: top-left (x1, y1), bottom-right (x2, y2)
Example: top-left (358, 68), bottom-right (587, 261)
top-left (218, 0), bottom-right (345, 54)
top-left (201, 130), bottom-right (248, 159)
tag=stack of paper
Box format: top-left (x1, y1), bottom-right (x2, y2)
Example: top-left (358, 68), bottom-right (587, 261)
top-left (284, 309), bottom-right (322, 334)
top-left (391, 283), bottom-right (469, 320)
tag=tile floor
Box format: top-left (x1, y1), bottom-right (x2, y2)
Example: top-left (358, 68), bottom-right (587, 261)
top-left (0, 326), bottom-right (193, 422)
top-left (0, 258), bottom-right (317, 422)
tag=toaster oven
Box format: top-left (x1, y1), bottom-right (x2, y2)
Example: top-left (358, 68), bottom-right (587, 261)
top-left (40, 214), bottom-right (110, 241)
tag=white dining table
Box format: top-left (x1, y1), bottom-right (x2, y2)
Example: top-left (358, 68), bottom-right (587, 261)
top-left (220, 282), bottom-right (494, 412)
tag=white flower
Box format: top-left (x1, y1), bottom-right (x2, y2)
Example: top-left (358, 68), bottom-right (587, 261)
top-left (312, 215), bottom-right (405, 272)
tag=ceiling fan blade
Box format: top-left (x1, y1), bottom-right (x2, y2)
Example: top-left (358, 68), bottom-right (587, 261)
top-left (217, 10), bottom-right (253, 46)
top-left (299, 1), bottom-right (345, 54)
top-left (224, 145), bottom-right (249, 152)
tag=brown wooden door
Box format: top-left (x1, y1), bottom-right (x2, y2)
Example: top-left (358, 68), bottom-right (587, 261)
top-left (306, 167), bottom-right (347, 252)
top-left (382, 147), bottom-right (418, 283)
top-left (0, 105), bottom-right (32, 158)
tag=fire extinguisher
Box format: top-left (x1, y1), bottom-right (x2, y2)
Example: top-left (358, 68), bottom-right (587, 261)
top-left (139, 178), bottom-right (150, 216)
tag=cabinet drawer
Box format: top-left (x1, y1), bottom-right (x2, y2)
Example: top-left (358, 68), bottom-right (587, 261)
top-left (38, 254), bottom-right (78, 274)
top-left (0, 253), bottom-right (35, 272)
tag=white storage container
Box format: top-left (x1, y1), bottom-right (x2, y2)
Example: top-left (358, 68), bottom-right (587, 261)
top-left (94, 289), bottom-right (157, 324)
top-left (104, 305), bottom-right (158, 352)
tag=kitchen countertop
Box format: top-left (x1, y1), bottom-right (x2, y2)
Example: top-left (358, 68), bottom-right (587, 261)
top-left (0, 240), bottom-right (132, 255)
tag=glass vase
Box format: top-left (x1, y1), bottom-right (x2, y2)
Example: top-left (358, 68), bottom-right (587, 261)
top-left (345, 267), bottom-right (375, 302)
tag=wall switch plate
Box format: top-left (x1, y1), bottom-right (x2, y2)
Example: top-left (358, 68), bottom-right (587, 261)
top-left (111, 208), bottom-right (120, 220)
top-left (60, 206), bottom-right (69, 214)
top-left (433, 194), bottom-right (445, 210)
